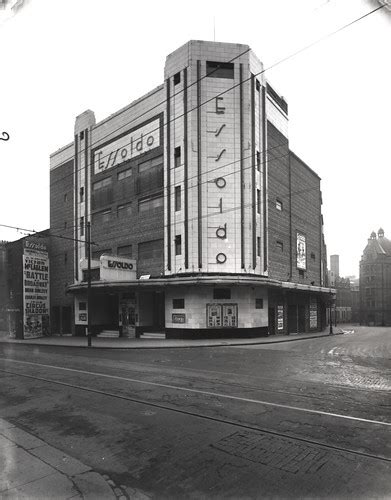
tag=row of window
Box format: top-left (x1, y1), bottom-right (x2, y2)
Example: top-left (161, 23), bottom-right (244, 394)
top-left (90, 193), bottom-right (164, 225)
top-left (91, 239), bottom-right (163, 261)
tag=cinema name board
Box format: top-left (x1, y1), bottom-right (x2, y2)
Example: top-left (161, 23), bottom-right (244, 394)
top-left (100, 255), bottom-right (137, 281)
top-left (94, 118), bottom-right (160, 174)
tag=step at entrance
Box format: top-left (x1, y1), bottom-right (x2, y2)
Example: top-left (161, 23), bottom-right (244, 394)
top-left (139, 332), bottom-right (166, 339)
top-left (97, 330), bottom-right (120, 338)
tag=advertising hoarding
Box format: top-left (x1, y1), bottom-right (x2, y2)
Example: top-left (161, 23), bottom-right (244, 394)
top-left (23, 240), bottom-right (50, 338)
top-left (296, 232), bottom-right (307, 270)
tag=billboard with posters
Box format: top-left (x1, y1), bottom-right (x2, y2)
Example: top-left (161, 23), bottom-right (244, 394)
top-left (23, 239), bottom-right (50, 338)
top-left (296, 232), bottom-right (307, 270)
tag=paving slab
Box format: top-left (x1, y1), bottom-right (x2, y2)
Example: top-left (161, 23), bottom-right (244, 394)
top-left (30, 444), bottom-right (92, 476)
top-left (0, 434), bottom-right (17, 451)
top-left (1, 470), bottom-right (81, 499)
top-left (0, 446), bottom-right (55, 492)
top-left (0, 427), bottom-right (46, 450)
top-left (0, 420), bottom-right (116, 499)
top-left (72, 471), bottom-right (116, 500)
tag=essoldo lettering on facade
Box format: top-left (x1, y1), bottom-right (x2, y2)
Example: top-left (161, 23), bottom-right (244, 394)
top-left (49, 40), bottom-right (335, 340)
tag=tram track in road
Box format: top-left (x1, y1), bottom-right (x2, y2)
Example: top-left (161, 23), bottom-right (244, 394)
top-left (0, 358), bottom-right (391, 466)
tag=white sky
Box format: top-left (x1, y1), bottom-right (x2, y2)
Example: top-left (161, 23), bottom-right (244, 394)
top-left (1, 0), bottom-right (390, 277)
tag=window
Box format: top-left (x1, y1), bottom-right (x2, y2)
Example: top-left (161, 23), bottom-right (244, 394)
top-left (117, 244), bottom-right (132, 258)
top-left (256, 79), bottom-right (261, 91)
top-left (80, 186), bottom-right (84, 203)
top-left (213, 288), bottom-right (231, 300)
top-left (80, 216), bottom-right (84, 236)
top-left (139, 194), bottom-right (164, 213)
top-left (92, 209), bottom-right (111, 225)
top-left (311, 252), bottom-right (316, 260)
top-left (64, 193), bottom-right (68, 202)
top-left (175, 186), bottom-right (181, 211)
top-left (256, 151), bottom-right (260, 171)
top-left (79, 302), bottom-right (87, 311)
top-left (91, 177), bottom-right (112, 209)
top-left (80, 131), bottom-right (84, 140)
top-left (138, 155), bottom-right (163, 173)
top-left (257, 189), bottom-right (261, 214)
top-left (64, 221), bottom-right (67, 229)
top-left (118, 168), bottom-right (132, 180)
top-left (206, 61), bottom-right (234, 79)
top-left (173, 298), bottom-right (185, 309)
top-left (257, 236), bottom-right (261, 257)
top-left (174, 72), bottom-right (181, 85)
top-left (174, 147), bottom-right (181, 168)
top-left (276, 241), bottom-right (284, 251)
top-left (276, 199), bottom-right (283, 211)
top-left (93, 177), bottom-right (112, 190)
top-left (117, 202), bottom-right (132, 218)
top-left (175, 235), bottom-right (182, 256)
top-left (64, 252), bottom-right (68, 264)
top-left (255, 298), bottom-right (263, 309)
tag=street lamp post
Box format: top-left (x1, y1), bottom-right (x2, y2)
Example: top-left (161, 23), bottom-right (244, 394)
top-left (329, 293), bottom-right (333, 335)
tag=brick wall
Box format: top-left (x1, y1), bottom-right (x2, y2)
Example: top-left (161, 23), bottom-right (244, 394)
top-left (267, 122), bottom-right (322, 285)
top-left (90, 147), bottom-right (164, 279)
top-left (266, 122), bottom-right (291, 281)
top-left (290, 152), bottom-right (321, 285)
top-left (49, 160), bottom-right (75, 315)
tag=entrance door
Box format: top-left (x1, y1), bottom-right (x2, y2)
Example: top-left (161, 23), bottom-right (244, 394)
top-left (268, 307), bottom-right (276, 335)
top-left (288, 305), bottom-right (298, 334)
top-left (121, 303), bottom-right (136, 338)
top-left (298, 305), bottom-right (306, 333)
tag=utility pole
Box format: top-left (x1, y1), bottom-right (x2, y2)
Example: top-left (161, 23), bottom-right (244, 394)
top-left (87, 221), bottom-right (92, 347)
top-left (329, 293), bottom-right (333, 334)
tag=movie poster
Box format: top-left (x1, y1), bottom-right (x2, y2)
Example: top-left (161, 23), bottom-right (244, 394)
top-left (23, 240), bottom-right (50, 338)
top-left (296, 232), bottom-right (307, 270)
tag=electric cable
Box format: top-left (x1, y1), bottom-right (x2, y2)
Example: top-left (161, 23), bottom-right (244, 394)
top-left (47, 3), bottom-right (385, 188)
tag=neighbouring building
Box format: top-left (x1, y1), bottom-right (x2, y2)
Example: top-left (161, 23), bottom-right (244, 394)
top-left (349, 276), bottom-right (360, 323)
top-left (3, 232), bottom-right (50, 339)
top-left (360, 228), bottom-right (391, 326)
top-left (0, 240), bottom-right (7, 331)
top-left (328, 254), bottom-right (354, 323)
top-left (49, 40), bottom-right (334, 339)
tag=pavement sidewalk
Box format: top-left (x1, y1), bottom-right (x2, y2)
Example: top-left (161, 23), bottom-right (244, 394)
top-left (0, 327), bottom-right (346, 349)
top-left (0, 418), bottom-right (121, 499)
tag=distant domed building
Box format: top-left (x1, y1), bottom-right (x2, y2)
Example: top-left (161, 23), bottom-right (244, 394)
top-left (360, 228), bottom-right (391, 326)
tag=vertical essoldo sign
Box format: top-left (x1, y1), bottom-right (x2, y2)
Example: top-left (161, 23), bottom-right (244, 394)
top-left (23, 240), bottom-right (50, 338)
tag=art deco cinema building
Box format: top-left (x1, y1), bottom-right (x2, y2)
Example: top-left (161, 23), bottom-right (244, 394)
top-left (50, 40), bottom-right (332, 338)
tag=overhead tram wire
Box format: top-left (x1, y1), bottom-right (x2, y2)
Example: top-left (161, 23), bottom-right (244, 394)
top-left (46, 141), bottom-right (292, 235)
top-left (15, 132), bottom-right (324, 241)
top-left (0, 224), bottom-right (98, 247)
top-left (48, 3), bottom-right (385, 189)
top-left (48, 47), bottom-right (251, 183)
top-left (38, 139), bottom-right (327, 238)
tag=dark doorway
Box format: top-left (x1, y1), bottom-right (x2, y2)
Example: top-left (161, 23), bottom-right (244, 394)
top-left (288, 305), bottom-right (298, 334)
top-left (298, 305), bottom-right (306, 333)
top-left (52, 306), bottom-right (60, 334)
top-left (268, 307), bottom-right (275, 335)
top-left (62, 306), bottom-right (72, 334)
top-left (153, 292), bottom-right (165, 329)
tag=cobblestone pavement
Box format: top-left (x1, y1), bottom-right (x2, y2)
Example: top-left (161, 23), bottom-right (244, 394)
top-left (0, 326), bottom-right (390, 498)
